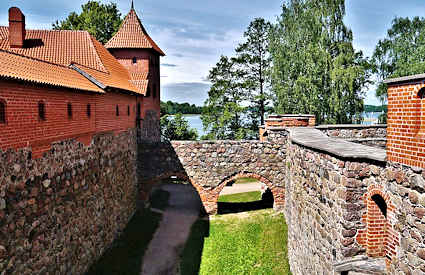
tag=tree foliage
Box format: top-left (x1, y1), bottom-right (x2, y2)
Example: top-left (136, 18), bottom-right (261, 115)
top-left (202, 19), bottom-right (272, 140)
top-left (160, 114), bottom-right (198, 141)
top-left (53, 1), bottom-right (122, 44)
top-left (160, 101), bottom-right (203, 116)
top-left (372, 17), bottom-right (425, 102)
top-left (235, 18), bottom-right (273, 126)
top-left (201, 56), bottom-right (254, 140)
top-left (270, 0), bottom-right (369, 124)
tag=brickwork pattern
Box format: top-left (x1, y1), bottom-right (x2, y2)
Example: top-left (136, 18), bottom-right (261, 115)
top-left (0, 129), bottom-right (137, 274)
top-left (387, 83), bottom-right (425, 168)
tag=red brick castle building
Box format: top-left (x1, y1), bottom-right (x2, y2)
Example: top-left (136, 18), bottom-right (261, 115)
top-left (0, 4), bottom-right (164, 157)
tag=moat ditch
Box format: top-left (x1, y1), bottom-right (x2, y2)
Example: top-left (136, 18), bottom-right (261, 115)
top-left (86, 180), bottom-right (290, 275)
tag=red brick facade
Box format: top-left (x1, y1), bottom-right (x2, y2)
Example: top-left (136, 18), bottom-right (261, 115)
top-left (0, 80), bottom-right (140, 158)
top-left (387, 82), bottom-right (425, 168)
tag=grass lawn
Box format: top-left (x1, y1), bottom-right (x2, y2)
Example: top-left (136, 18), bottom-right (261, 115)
top-left (86, 209), bottom-right (162, 275)
top-left (181, 209), bottom-right (291, 275)
top-left (234, 177), bottom-right (259, 184)
top-left (218, 191), bottom-right (262, 203)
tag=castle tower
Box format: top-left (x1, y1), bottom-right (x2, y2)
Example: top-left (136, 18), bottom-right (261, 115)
top-left (105, 3), bottom-right (165, 126)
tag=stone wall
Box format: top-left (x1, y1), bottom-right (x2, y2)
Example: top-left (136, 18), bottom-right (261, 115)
top-left (284, 127), bottom-right (425, 274)
top-left (0, 129), bottom-right (137, 274)
top-left (138, 140), bottom-right (287, 214)
top-left (317, 124), bottom-right (387, 149)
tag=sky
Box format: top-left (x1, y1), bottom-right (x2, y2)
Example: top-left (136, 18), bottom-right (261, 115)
top-left (1, 1), bottom-right (425, 106)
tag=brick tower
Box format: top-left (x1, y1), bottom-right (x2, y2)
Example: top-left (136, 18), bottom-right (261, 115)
top-left (105, 2), bottom-right (164, 139)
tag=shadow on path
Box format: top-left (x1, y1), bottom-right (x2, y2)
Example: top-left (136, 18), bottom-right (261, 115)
top-left (141, 184), bottom-right (208, 275)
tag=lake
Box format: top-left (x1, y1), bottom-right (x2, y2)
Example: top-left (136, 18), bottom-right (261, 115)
top-left (179, 112), bottom-right (383, 138)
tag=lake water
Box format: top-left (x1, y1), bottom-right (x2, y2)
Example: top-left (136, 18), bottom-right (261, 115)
top-left (180, 112), bottom-right (383, 138)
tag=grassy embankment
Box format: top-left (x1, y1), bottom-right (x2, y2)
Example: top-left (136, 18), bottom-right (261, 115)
top-left (181, 189), bottom-right (291, 275)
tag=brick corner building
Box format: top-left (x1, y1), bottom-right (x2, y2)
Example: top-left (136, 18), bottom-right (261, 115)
top-left (384, 74), bottom-right (425, 168)
top-left (0, 4), bottom-right (164, 157)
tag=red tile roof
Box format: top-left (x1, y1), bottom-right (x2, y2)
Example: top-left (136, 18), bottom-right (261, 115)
top-left (0, 27), bottom-right (148, 95)
top-left (105, 9), bottom-right (165, 56)
top-left (0, 49), bottom-right (104, 93)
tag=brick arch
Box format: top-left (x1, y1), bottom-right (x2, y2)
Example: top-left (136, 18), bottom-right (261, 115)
top-left (211, 172), bottom-right (285, 214)
top-left (357, 184), bottom-right (399, 265)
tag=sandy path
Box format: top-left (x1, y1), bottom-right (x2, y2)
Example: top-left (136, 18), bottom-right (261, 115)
top-left (220, 182), bottom-right (262, 195)
top-left (141, 184), bottom-right (201, 275)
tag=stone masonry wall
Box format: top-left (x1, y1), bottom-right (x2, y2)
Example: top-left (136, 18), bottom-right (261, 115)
top-left (285, 133), bottom-right (425, 274)
top-left (138, 140), bottom-right (287, 214)
top-left (0, 129), bottom-right (137, 274)
top-left (317, 125), bottom-right (387, 149)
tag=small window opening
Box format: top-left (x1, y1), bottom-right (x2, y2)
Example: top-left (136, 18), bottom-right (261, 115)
top-left (137, 103), bottom-right (141, 118)
top-left (372, 194), bottom-right (387, 218)
top-left (128, 105), bottom-right (130, 116)
top-left (146, 87), bottom-right (151, 97)
top-left (38, 101), bottom-right (46, 121)
top-left (87, 104), bottom-right (91, 118)
top-left (67, 103), bottom-right (73, 119)
top-left (132, 57), bottom-right (137, 64)
top-left (0, 100), bottom-right (5, 124)
top-left (419, 88), bottom-right (425, 99)
top-left (116, 105), bottom-right (119, 116)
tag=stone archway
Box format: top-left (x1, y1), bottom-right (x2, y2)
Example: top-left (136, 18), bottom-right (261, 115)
top-left (206, 172), bottom-right (285, 215)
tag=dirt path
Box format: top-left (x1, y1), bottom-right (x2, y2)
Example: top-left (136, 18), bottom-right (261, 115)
top-left (141, 184), bottom-right (202, 275)
top-left (220, 182), bottom-right (262, 195)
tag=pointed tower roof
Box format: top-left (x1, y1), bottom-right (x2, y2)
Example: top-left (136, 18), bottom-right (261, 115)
top-left (105, 7), bottom-right (165, 56)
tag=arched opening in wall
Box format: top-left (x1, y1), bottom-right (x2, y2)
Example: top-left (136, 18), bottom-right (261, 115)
top-left (217, 176), bottom-right (274, 215)
top-left (418, 87), bottom-right (425, 136)
top-left (0, 99), bottom-right (6, 124)
top-left (367, 194), bottom-right (388, 258)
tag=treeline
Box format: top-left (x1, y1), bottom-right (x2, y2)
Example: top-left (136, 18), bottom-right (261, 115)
top-left (364, 105), bottom-right (388, 113)
top-left (160, 101), bottom-right (203, 115)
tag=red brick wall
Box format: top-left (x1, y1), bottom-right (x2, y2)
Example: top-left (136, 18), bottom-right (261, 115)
top-left (387, 83), bottom-right (425, 168)
top-left (0, 80), bottom-right (138, 157)
top-left (109, 49), bottom-right (161, 120)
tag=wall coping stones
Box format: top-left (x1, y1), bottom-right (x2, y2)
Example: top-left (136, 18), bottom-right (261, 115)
top-left (288, 127), bottom-right (387, 163)
top-left (268, 114), bottom-right (315, 119)
top-left (316, 124), bottom-right (387, 130)
top-left (334, 256), bottom-right (386, 274)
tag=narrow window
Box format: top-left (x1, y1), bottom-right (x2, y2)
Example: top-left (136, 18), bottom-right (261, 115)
top-left (372, 194), bottom-right (387, 218)
top-left (419, 88), bottom-right (425, 99)
top-left (153, 84), bottom-right (157, 98)
top-left (128, 105), bottom-right (130, 116)
top-left (67, 103), bottom-right (72, 119)
top-left (87, 104), bottom-right (91, 118)
top-left (137, 103), bottom-right (141, 118)
top-left (146, 87), bottom-right (151, 97)
top-left (132, 57), bottom-right (137, 64)
top-left (38, 101), bottom-right (46, 121)
top-left (0, 100), bottom-right (5, 124)
top-left (116, 105), bottom-right (119, 116)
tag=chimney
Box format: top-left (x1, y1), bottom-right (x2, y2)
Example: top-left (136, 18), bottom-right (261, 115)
top-left (9, 7), bottom-right (26, 48)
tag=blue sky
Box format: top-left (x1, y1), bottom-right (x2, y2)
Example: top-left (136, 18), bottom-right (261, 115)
top-left (1, 0), bottom-right (425, 106)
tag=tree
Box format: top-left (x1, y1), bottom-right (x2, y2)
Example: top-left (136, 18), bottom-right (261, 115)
top-left (235, 18), bottom-right (273, 126)
top-left (270, 0), bottom-right (369, 124)
top-left (372, 17), bottom-right (425, 103)
top-left (53, 1), bottom-right (122, 44)
top-left (201, 56), bottom-right (254, 140)
top-left (160, 114), bottom-right (198, 141)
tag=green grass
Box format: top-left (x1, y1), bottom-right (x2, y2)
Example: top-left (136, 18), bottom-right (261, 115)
top-left (180, 209), bottom-right (291, 275)
top-left (86, 208), bottom-right (161, 275)
top-left (234, 178), bottom-right (259, 184)
top-left (218, 191), bottom-right (262, 203)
